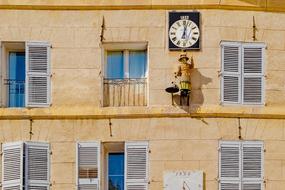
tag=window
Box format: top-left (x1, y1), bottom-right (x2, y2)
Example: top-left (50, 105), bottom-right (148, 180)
top-left (1, 42), bottom-right (51, 108)
top-left (76, 141), bottom-right (149, 190)
top-left (103, 43), bottom-right (148, 107)
top-left (221, 41), bottom-right (265, 105)
top-left (108, 153), bottom-right (124, 190)
top-left (219, 141), bottom-right (264, 190)
top-left (2, 142), bottom-right (50, 190)
top-left (8, 52), bottom-right (25, 107)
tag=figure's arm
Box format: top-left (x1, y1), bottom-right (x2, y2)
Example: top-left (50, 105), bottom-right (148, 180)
top-left (175, 65), bottom-right (182, 77)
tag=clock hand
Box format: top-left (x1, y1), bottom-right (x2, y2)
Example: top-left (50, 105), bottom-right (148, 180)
top-left (186, 29), bottom-right (191, 40)
top-left (182, 25), bottom-right (187, 39)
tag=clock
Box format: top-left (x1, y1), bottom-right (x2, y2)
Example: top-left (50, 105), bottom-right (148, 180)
top-left (163, 171), bottom-right (203, 190)
top-left (169, 12), bottom-right (200, 50)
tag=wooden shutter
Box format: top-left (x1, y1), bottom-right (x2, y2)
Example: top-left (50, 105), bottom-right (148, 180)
top-left (25, 42), bottom-right (51, 107)
top-left (242, 44), bottom-right (265, 104)
top-left (219, 141), bottom-right (241, 190)
top-left (2, 142), bottom-right (23, 190)
top-left (242, 182), bottom-right (263, 190)
top-left (77, 142), bottom-right (100, 190)
top-left (220, 182), bottom-right (240, 190)
top-left (125, 141), bottom-right (148, 190)
top-left (242, 142), bottom-right (263, 190)
top-left (221, 42), bottom-right (241, 104)
top-left (25, 142), bottom-right (50, 190)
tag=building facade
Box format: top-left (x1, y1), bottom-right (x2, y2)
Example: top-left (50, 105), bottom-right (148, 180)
top-left (0, 0), bottom-right (285, 190)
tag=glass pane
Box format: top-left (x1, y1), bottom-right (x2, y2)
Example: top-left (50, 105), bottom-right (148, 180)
top-left (129, 51), bottom-right (147, 78)
top-left (106, 51), bottom-right (124, 79)
top-left (108, 153), bottom-right (124, 190)
top-left (8, 52), bottom-right (25, 107)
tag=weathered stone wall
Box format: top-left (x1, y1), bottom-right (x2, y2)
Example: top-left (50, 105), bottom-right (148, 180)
top-left (0, 4), bottom-right (284, 190)
top-left (0, 9), bottom-right (284, 118)
top-left (0, 118), bottom-right (284, 189)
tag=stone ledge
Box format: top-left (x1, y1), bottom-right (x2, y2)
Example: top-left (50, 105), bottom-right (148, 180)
top-left (0, 4), bottom-right (282, 13)
top-left (1, 105), bottom-right (285, 120)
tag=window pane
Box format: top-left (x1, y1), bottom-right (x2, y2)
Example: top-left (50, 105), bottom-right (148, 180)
top-left (106, 51), bottom-right (124, 79)
top-left (129, 51), bottom-right (146, 78)
top-left (108, 153), bottom-right (124, 190)
top-left (8, 52), bottom-right (25, 107)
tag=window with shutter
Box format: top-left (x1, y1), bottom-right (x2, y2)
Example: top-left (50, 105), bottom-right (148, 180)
top-left (242, 142), bottom-right (263, 190)
top-left (219, 141), bottom-right (264, 190)
top-left (219, 142), bottom-right (241, 190)
top-left (2, 142), bottom-right (23, 190)
top-left (2, 142), bottom-right (50, 190)
top-left (77, 142), bottom-right (100, 190)
top-left (0, 42), bottom-right (51, 108)
top-left (221, 42), bottom-right (241, 104)
top-left (26, 42), bottom-right (51, 107)
top-left (221, 41), bottom-right (265, 105)
top-left (125, 141), bottom-right (148, 190)
top-left (242, 45), bottom-right (265, 104)
top-left (25, 142), bottom-right (50, 190)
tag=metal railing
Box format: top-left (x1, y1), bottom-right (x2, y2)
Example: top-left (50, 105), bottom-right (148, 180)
top-left (4, 79), bottom-right (25, 107)
top-left (103, 78), bottom-right (147, 107)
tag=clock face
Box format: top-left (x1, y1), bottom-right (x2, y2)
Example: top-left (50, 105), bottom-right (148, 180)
top-left (169, 19), bottom-right (200, 48)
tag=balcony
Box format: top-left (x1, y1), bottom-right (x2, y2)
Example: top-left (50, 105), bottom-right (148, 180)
top-left (103, 78), bottom-right (147, 107)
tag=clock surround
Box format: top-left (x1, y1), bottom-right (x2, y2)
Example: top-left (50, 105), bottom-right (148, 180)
top-left (168, 12), bottom-right (201, 50)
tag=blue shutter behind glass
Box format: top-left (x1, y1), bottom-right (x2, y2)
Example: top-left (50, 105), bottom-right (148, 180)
top-left (129, 51), bottom-right (146, 79)
top-left (8, 52), bottom-right (25, 107)
top-left (106, 51), bottom-right (124, 79)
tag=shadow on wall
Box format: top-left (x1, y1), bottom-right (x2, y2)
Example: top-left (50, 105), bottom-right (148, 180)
top-left (173, 68), bottom-right (212, 113)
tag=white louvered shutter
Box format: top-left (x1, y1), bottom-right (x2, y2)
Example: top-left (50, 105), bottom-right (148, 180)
top-left (221, 42), bottom-right (241, 104)
top-left (25, 142), bottom-right (50, 190)
top-left (2, 142), bottom-right (23, 190)
top-left (242, 142), bottom-right (264, 190)
top-left (219, 141), bottom-right (241, 190)
top-left (25, 42), bottom-right (51, 107)
top-left (242, 44), bottom-right (265, 104)
top-left (77, 142), bottom-right (100, 190)
top-left (125, 141), bottom-right (148, 190)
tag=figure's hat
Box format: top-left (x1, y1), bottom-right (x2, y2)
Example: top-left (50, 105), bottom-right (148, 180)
top-left (178, 54), bottom-right (189, 62)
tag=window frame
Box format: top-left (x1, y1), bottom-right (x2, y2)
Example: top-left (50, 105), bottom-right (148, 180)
top-left (100, 42), bottom-right (149, 107)
top-left (0, 42), bottom-right (25, 108)
top-left (220, 41), bottom-right (266, 106)
top-left (219, 140), bottom-right (264, 190)
top-left (0, 41), bottom-right (51, 108)
top-left (2, 141), bottom-right (50, 190)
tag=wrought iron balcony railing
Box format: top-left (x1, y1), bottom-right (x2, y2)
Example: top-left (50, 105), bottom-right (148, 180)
top-left (4, 79), bottom-right (25, 94)
top-left (4, 79), bottom-right (25, 107)
top-left (103, 78), bottom-right (147, 107)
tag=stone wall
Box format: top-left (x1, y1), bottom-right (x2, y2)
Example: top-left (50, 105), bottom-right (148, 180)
top-left (0, 9), bottom-right (284, 117)
top-left (0, 118), bottom-right (284, 189)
